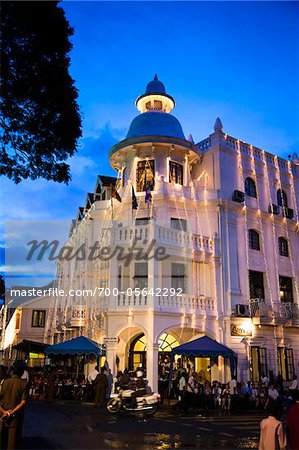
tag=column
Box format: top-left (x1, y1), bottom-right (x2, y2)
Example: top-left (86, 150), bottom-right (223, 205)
top-left (147, 222), bottom-right (159, 308)
top-left (105, 342), bottom-right (117, 377)
top-left (146, 343), bottom-right (159, 392)
top-left (109, 244), bottom-right (118, 310)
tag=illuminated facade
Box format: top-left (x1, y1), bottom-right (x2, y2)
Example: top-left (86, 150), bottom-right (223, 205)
top-left (42, 76), bottom-right (299, 391)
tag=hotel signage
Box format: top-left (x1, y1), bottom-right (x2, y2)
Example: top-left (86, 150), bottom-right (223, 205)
top-left (230, 321), bottom-right (252, 337)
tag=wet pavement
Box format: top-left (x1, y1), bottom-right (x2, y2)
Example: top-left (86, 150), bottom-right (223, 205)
top-left (21, 401), bottom-right (265, 449)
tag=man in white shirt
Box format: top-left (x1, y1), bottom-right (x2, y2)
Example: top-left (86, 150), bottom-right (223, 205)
top-left (229, 376), bottom-right (237, 395)
top-left (289, 375), bottom-right (298, 391)
top-left (265, 383), bottom-right (279, 409)
top-left (178, 372), bottom-right (186, 401)
top-left (262, 373), bottom-right (269, 388)
top-left (21, 369), bottom-right (29, 382)
top-left (88, 365), bottom-right (99, 383)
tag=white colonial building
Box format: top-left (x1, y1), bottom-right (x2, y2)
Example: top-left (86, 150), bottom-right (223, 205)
top-left (42, 76), bottom-right (299, 391)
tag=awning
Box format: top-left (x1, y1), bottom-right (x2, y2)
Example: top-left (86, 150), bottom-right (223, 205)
top-left (13, 339), bottom-right (48, 354)
top-left (171, 335), bottom-right (236, 376)
top-left (45, 336), bottom-right (101, 358)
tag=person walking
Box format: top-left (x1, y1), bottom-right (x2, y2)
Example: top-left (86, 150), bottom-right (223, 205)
top-left (289, 375), bottom-right (298, 392)
top-left (286, 391), bottom-right (299, 450)
top-left (88, 365), bottom-right (99, 402)
top-left (88, 365), bottom-right (99, 384)
top-left (94, 367), bottom-right (108, 407)
top-left (259, 403), bottom-right (286, 450)
top-left (106, 369), bottom-right (113, 400)
top-left (0, 365), bottom-right (28, 450)
top-left (46, 367), bottom-right (56, 403)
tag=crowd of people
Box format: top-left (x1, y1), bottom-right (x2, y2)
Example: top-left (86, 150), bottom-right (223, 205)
top-left (1, 361), bottom-right (299, 450)
top-left (165, 368), bottom-right (299, 413)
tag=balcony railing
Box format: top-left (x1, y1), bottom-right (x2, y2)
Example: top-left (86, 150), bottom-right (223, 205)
top-left (107, 223), bottom-right (217, 256)
top-left (249, 299), bottom-right (299, 321)
top-left (157, 294), bottom-right (215, 313)
top-left (113, 292), bottom-right (216, 314)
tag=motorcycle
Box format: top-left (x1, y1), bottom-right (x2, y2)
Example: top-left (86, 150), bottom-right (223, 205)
top-left (107, 388), bottom-right (160, 415)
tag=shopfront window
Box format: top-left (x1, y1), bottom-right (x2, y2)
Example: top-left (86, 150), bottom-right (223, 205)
top-left (277, 347), bottom-right (294, 381)
top-left (250, 346), bottom-right (268, 381)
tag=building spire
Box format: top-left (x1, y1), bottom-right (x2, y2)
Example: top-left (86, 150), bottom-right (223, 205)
top-left (292, 152), bottom-right (299, 165)
top-left (214, 117), bottom-right (223, 132)
top-left (187, 134), bottom-right (194, 144)
top-left (154, 74), bottom-right (158, 81)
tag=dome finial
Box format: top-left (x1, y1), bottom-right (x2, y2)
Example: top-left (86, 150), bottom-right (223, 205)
top-left (136, 76), bottom-right (175, 113)
top-left (214, 117), bottom-right (223, 132)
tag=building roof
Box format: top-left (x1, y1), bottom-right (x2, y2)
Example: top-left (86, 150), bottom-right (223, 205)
top-left (145, 74), bottom-right (166, 95)
top-left (126, 111), bottom-right (185, 140)
top-left (136, 75), bottom-right (175, 109)
top-left (97, 175), bottom-right (117, 188)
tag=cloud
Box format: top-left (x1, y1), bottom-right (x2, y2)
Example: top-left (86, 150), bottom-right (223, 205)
top-left (68, 155), bottom-right (97, 177)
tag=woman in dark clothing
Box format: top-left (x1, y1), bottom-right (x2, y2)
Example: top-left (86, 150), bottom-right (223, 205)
top-left (94, 367), bottom-right (108, 407)
top-left (46, 367), bottom-right (57, 403)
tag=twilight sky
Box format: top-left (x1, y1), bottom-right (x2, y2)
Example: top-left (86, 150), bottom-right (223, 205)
top-left (1, 1), bottom-right (298, 283)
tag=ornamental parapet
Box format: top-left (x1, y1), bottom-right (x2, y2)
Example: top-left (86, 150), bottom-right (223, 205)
top-left (249, 298), bottom-right (299, 325)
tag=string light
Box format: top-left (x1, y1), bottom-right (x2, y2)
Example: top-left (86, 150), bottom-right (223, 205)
top-left (235, 140), bottom-right (253, 378)
top-left (273, 157), bottom-right (299, 314)
top-left (260, 149), bottom-right (282, 374)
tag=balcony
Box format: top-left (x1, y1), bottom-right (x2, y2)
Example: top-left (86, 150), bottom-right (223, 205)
top-left (106, 223), bottom-right (219, 260)
top-left (249, 299), bottom-right (299, 324)
top-left (59, 307), bottom-right (86, 328)
top-left (111, 292), bottom-right (216, 316)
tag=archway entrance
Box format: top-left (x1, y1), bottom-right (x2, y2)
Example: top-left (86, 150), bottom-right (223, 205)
top-left (128, 332), bottom-right (179, 371)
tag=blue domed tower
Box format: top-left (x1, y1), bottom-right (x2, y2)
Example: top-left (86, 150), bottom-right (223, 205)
top-left (109, 75), bottom-right (201, 181)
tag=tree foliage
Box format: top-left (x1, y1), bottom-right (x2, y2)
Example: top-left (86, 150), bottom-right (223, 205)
top-left (0, 1), bottom-right (82, 183)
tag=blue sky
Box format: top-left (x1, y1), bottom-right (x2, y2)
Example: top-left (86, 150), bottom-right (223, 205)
top-left (1, 1), bottom-right (298, 284)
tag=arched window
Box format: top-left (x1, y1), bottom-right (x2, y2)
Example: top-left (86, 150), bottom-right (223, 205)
top-left (129, 333), bottom-right (179, 370)
top-left (249, 229), bottom-right (260, 251)
top-left (278, 237), bottom-right (289, 257)
top-left (158, 333), bottom-right (179, 352)
top-left (245, 177), bottom-right (257, 198)
top-left (277, 189), bottom-right (288, 207)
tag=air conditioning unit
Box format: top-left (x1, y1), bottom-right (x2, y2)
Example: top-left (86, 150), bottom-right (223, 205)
top-left (268, 204), bottom-right (280, 215)
top-left (235, 304), bottom-right (250, 317)
top-left (282, 207), bottom-right (294, 219)
top-left (232, 190), bottom-right (245, 203)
